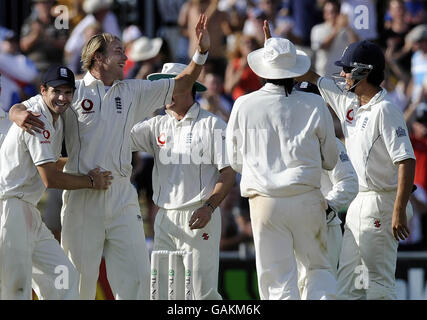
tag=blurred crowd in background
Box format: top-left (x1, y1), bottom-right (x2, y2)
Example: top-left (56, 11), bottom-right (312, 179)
top-left (1, 0), bottom-right (427, 256)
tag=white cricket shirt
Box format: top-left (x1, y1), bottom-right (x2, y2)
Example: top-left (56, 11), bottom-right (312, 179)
top-left (226, 83), bottom-right (338, 198)
top-left (321, 138), bottom-right (358, 225)
top-left (0, 94), bottom-right (63, 205)
top-left (62, 72), bottom-right (174, 177)
top-left (130, 103), bottom-right (228, 209)
top-left (317, 77), bottom-right (415, 192)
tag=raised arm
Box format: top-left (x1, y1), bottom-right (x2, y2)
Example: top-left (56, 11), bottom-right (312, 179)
top-left (174, 14), bottom-right (210, 95)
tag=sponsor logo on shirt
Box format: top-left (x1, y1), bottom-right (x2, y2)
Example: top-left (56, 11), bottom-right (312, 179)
top-left (81, 99), bottom-right (94, 114)
top-left (396, 127), bottom-right (407, 137)
top-left (157, 133), bottom-right (166, 147)
top-left (202, 233), bottom-right (209, 240)
top-left (346, 108), bottom-right (354, 124)
top-left (115, 97), bottom-right (122, 114)
top-left (40, 129), bottom-right (51, 144)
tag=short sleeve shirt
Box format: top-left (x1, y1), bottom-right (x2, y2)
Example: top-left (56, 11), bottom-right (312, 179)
top-left (317, 77), bottom-right (415, 191)
top-left (62, 72), bottom-right (174, 177)
top-left (0, 95), bottom-right (63, 205)
top-left (130, 103), bottom-right (228, 209)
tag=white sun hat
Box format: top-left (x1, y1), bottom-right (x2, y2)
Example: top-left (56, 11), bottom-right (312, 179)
top-left (247, 37), bottom-right (311, 79)
top-left (147, 63), bottom-right (207, 92)
top-left (129, 37), bottom-right (163, 62)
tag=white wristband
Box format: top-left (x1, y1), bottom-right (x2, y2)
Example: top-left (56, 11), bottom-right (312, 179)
top-left (192, 50), bottom-right (209, 65)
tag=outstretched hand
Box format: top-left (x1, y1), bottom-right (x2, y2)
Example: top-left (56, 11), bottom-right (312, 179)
top-left (195, 13), bottom-right (210, 53)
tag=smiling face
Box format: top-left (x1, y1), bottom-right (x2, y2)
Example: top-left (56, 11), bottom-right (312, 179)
top-left (340, 68), bottom-right (355, 91)
top-left (98, 39), bottom-right (127, 80)
top-left (41, 84), bottom-right (74, 118)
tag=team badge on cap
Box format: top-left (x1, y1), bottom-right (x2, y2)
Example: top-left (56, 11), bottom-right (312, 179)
top-left (60, 68), bottom-right (68, 78)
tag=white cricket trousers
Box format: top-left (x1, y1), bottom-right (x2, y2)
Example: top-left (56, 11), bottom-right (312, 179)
top-left (249, 191), bottom-right (337, 300)
top-left (153, 203), bottom-right (222, 300)
top-left (60, 176), bottom-right (150, 300)
top-left (0, 198), bottom-right (79, 300)
top-left (337, 190), bottom-right (413, 300)
top-left (298, 221), bottom-right (343, 297)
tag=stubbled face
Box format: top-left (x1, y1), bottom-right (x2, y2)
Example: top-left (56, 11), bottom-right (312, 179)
top-left (42, 84), bottom-right (74, 116)
top-left (100, 39), bottom-right (127, 80)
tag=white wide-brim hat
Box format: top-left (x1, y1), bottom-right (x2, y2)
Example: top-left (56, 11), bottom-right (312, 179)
top-left (247, 37), bottom-right (311, 79)
top-left (148, 63), bottom-right (207, 92)
top-left (129, 37), bottom-right (163, 62)
top-left (83, 0), bottom-right (113, 14)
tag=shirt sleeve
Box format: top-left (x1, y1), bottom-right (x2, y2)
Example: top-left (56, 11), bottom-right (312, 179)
top-left (24, 120), bottom-right (56, 166)
top-left (325, 139), bottom-right (358, 212)
top-left (133, 79), bottom-right (174, 122)
top-left (225, 100), bottom-right (243, 173)
top-left (130, 119), bottom-right (155, 155)
top-left (317, 76), bottom-right (348, 122)
top-left (317, 99), bottom-right (338, 170)
top-left (379, 103), bottom-right (416, 164)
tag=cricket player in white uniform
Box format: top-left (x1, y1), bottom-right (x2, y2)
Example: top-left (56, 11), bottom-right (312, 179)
top-left (298, 137), bottom-right (358, 298)
top-left (0, 66), bottom-right (112, 300)
top-left (226, 29), bottom-right (338, 299)
top-left (131, 63), bottom-right (235, 300)
top-left (9, 14), bottom-right (211, 299)
top-left (298, 40), bottom-right (416, 299)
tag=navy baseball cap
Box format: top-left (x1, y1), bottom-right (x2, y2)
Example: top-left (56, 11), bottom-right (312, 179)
top-left (335, 40), bottom-right (385, 72)
top-left (42, 65), bottom-right (76, 89)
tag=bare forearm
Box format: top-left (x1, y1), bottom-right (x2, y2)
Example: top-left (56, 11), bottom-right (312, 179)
top-left (174, 61), bottom-right (204, 94)
top-left (56, 157), bottom-right (68, 172)
top-left (205, 167), bottom-right (236, 209)
top-left (38, 165), bottom-right (92, 190)
top-left (394, 158), bottom-right (416, 213)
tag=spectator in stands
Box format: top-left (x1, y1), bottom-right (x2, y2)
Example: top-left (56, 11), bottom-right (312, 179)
top-left (404, 0), bottom-right (425, 26)
top-left (0, 31), bottom-right (38, 111)
top-left (383, 0), bottom-right (414, 86)
top-left (407, 24), bottom-right (427, 105)
top-left (156, 0), bottom-right (188, 62)
top-left (224, 33), bottom-right (262, 101)
top-left (179, 0), bottom-right (231, 77)
top-left (122, 25), bottom-right (143, 78)
top-left (199, 72), bottom-right (232, 122)
top-left (64, 0), bottom-right (120, 73)
top-left (20, 0), bottom-right (69, 74)
top-left (126, 37), bottom-right (170, 80)
top-left (311, 0), bottom-right (358, 77)
top-left (243, 1), bottom-right (280, 45)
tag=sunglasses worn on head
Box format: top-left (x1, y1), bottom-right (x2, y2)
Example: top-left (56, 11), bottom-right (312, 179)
top-left (343, 66), bottom-right (353, 73)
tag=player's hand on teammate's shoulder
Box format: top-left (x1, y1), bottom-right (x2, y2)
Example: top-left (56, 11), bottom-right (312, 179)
top-left (10, 103), bottom-right (45, 135)
top-left (88, 168), bottom-right (114, 190)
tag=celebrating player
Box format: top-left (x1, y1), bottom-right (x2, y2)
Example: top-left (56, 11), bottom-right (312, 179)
top-left (297, 40), bottom-right (416, 299)
top-left (131, 62), bottom-right (235, 300)
top-left (0, 66), bottom-right (112, 300)
top-left (225, 23), bottom-right (338, 299)
top-left (9, 14), bottom-right (211, 300)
